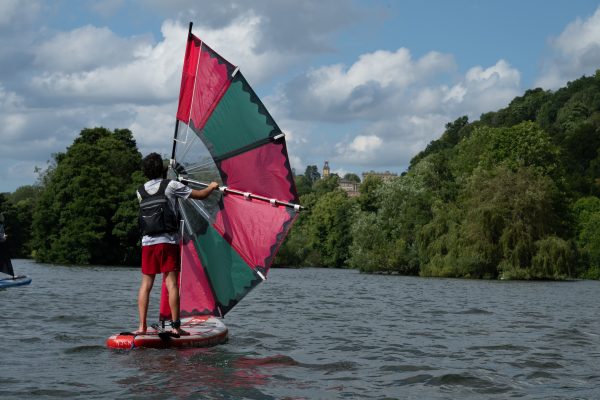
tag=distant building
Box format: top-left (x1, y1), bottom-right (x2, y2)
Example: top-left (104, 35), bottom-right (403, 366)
top-left (362, 170), bottom-right (398, 182)
top-left (339, 179), bottom-right (360, 197)
top-left (321, 161), bottom-right (360, 197)
top-left (322, 161), bottom-right (330, 178)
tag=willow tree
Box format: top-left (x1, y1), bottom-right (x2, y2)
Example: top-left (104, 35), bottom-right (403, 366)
top-left (420, 121), bottom-right (574, 279)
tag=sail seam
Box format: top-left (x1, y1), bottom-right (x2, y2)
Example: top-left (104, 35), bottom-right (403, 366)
top-left (213, 136), bottom-right (276, 162)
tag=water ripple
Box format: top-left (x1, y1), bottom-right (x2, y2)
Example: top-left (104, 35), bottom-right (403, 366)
top-left (2, 261), bottom-right (600, 399)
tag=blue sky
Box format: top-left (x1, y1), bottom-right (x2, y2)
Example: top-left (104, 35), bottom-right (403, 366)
top-left (1, 0), bottom-right (600, 192)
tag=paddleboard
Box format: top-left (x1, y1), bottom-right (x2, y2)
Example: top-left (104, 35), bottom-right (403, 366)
top-left (106, 315), bottom-right (228, 349)
top-left (0, 275), bottom-right (32, 289)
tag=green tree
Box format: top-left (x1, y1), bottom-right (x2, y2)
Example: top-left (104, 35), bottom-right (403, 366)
top-left (31, 127), bottom-right (143, 265)
top-left (417, 202), bottom-right (463, 277)
top-left (304, 165), bottom-right (321, 185)
top-left (560, 121), bottom-right (600, 195)
top-left (451, 121), bottom-right (563, 186)
top-left (275, 192), bottom-right (321, 266)
top-left (343, 173), bottom-right (361, 183)
top-left (356, 174), bottom-right (383, 212)
top-left (410, 116), bottom-right (470, 168)
top-left (463, 166), bottom-right (569, 279)
top-left (265, 70), bottom-right (600, 277)
top-left (1, 186), bottom-right (42, 258)
top-left (419, 166), bottom-right (572, 279)
top-left (294, 174), bottom-right (313, 196)
top-left (313, 174), bottom-right (340, 196)
top-left (350, 155), bottom-right (451, 274)
top-left (572, 196), bottom-right (600, 278)
top-left (530, 236), bottom-right (576, 280)
top-left (349, 210), bottom-right (409, 273)
top-left (306, 190), bottom-right (354, 267)
top-left (112, 169), bottom-right (146, 265)
top-left (480, 88), bottom-right (551, 127)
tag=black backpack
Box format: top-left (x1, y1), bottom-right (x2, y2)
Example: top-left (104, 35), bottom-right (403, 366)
top-left (138, 180), bottom-right (179, 235)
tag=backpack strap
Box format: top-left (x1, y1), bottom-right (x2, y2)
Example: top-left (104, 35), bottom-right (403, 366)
top-left (158, 179), bottom-right (171, 196)
top-left (138, 179), bottom-right (172, 199)
top-left (138, 184), bottom-right (149, 199)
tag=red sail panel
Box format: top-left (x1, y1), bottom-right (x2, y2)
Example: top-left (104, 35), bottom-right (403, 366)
top-left (179, 239), bottom-right (216, 316)
top-left (213, 195), bottom-right (297, 273)
top-left (219, 142), bottom-right (298, 203)
top-left (158, 240), bottom-right (216, 321)
top-left (176, 34), bottom-right (234, 131)
top-left (159, 276), bottom-right (172, 321)
top-left (175, 35), bottom-right (200, 123)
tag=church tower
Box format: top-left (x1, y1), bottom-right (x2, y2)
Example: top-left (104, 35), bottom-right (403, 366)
top-left (323, 161), bottom-right (330, 178)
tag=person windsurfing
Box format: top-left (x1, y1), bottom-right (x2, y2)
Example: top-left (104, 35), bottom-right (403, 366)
top-left (136, 152), bottom-right (218, 337)
top-left (0, 213), bottom-right (14, 278)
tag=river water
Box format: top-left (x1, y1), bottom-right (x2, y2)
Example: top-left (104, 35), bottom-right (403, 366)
top-left (1, 259), bottom-right (599, 399)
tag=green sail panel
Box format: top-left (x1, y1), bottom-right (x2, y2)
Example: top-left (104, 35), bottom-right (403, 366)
top-left (193, 223), bottom-right (262, 315)
top-left (201, 73), bottom-right (281, 159)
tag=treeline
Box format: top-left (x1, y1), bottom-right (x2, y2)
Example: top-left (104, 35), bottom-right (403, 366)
top-left (0, 127), bottom-right (144, 265)
top-left (276, 71), bottom-right (600, 280)
top-left (1, 71), bottom-right (600, 279)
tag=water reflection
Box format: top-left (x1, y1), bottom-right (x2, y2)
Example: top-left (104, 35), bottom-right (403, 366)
top-left (119, 347), bottom-right (300, 398)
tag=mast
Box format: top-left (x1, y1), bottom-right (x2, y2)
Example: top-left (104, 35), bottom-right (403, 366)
top-left (171, 22), bottom-right (194, 163)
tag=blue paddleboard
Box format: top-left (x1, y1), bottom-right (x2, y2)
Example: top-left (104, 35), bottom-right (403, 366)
top-left (0, 275), bottom-right (32, 289)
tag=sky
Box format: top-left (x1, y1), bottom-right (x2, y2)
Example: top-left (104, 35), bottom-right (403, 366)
top-left (2, 0), bottom-right (600, 193)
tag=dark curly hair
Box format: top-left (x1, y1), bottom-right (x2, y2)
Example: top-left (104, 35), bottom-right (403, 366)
top-left (142, 153), bottom-right (165, 179)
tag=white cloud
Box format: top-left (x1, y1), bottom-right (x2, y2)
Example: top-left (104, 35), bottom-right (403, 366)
top-left (0, 159), bottom-right (40, 192)
top-left (0, 1), bottom-right (534, 192)
top-left (334, 135), bottom-right (382, 164)
top-left (34, 25), bottom-right (151, 72)
top-left (536, 6), bottom-right (600, 89)
top-left (27, 14), bottom-right (307, 104)
top-left (350, 135), bottom-right (383, 153)
top-left (281, 52), bottom-right (520, 173)
top-left (289, 154), bottom-right (304, 176)
top-left (443, 59), bottom-right (521, 118)
top-left (128, 102), bottom-right (178, 155)
top-left (0, 0), bottom-right (41, 28)
top-left (29, 21), bottom-right (186, 102)
top-left (285, 48), bottom-right (456, 121)
top-left (0, 83), bottom-right (24, 109)
top-left (191, 11), bottom-right (304, 85)
top-left (0, 114), bottom-right (27, 141)
top-left (283, 49), bottom-right (519, 124)
top-left (0, 0), bottom-right (19, 27)
top-left (141, 0), bottom-right (361, 54)
top-left (554, 8), bottom-right (600, 58)
top-left (331, 113), bottom-right (450, 169)
top-left (88, 0), bottom-right (124, 17)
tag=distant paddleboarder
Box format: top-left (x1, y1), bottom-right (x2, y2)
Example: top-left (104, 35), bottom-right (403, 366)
top-left (0, 213), bottom-right (14, 277)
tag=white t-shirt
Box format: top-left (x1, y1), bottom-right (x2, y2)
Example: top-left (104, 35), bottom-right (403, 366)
top-left (137, 179), bottom-right (192, 246)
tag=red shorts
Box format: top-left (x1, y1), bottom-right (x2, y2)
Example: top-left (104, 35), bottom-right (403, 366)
top-left (141, 243), bottom-right (180, 275)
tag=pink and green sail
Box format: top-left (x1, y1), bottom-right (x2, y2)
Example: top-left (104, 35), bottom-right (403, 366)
top-left (159, 24), bottom-right (299, 319)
